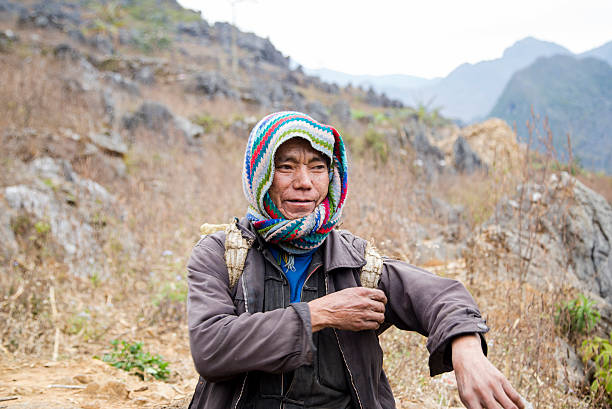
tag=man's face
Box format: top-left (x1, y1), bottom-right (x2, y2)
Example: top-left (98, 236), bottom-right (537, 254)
top-left (268, 138), bottom-right (330, 220)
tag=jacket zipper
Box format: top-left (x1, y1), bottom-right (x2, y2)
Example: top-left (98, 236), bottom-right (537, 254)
top-left (233, 373), bottom-right (248, 409)
top-left (325, 273), bottom-right (363, 409)
top-left (234, 226), bottom-right (251, 409)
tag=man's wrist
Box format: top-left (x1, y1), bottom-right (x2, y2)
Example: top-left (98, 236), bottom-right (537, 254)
top-left (451, 333), bottom-right (483, 368)
top-left (308, 299), bottom-right (331, 332)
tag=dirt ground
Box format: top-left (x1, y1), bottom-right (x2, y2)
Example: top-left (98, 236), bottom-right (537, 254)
top-left (0, 342), bottom-right (197, 409)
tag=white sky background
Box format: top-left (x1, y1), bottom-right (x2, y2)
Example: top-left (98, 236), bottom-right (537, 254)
top-left (176, 0), bottom-right (612, 79)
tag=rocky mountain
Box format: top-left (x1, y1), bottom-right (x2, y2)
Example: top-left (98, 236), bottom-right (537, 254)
top-left (308, 37), bottom-right (573, 122)
top-left (489, 54), bottom-right (612, 173)
top-left (414, 37), bottom-right (572, 122)
top-left (579, 40), bottom-right (612, 66)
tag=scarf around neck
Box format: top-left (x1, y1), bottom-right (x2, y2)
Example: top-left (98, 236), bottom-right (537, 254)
top-left (242, 111), bottom-right (348, 254)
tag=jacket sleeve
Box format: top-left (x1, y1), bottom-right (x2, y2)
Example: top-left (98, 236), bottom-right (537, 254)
top-left (378, 259), bottom-right (489, 376)
top-left (187, 233), bottom-right (315, 382)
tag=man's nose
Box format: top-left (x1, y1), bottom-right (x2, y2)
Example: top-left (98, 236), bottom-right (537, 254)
top-left (292, 166), bottom-right (313, 189)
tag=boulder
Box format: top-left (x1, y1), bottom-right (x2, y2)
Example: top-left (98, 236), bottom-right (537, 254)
top-left (87, 33), bottom-right (114, 55)
top-left (174, 115), bottom-right (204, 143)
top-left (245, 80), bottom-right (284, 107)
top-left (123, 101), bottom-right (205, 143)
top-left (3, 155), bottom-right (122, 276)
top-left (305, 101), bottom-right (330, 124)
top-left (100, 89), bottom-right (115, 125)
top-left (0, 199), bottom-right (18, 260)
top-left (4, 185), bottom-right (95, 263)
top-left (88, 130), bottom-right (128, 156)
top-left (176, 20), bottom-right (210, 38)
top-left (30, 156), bottom-right (76, 182)
top-left (0, 0), bottom-right (27, 18)
top-left (186, 71), bottom-right (234, 98)
top-left (474, 172), bottom-right (612, 305)
top-left (134, 65), bottom-right (155, 85)
top-left (555, 338), bottom-right (586, 391)
top-left (405, 119), bottom-right (448, 180)
top-left (331, 100), bottom-right (352, 124)
top-left (53, 43), bottom-right (81, 60)
top-left (18, 1), bottom-right (82, 30)
top-left (122, 101), bottom-right (173, 131)
top-left (453, 135), bottom-right (487, 174)
top-left (0, 28), bottom-right (17, 51)
top-left (103, 72), bottom-right (140, 95)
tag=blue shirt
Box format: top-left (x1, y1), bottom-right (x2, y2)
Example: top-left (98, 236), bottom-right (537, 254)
top-left (269, 247), bottom-right (316, 303)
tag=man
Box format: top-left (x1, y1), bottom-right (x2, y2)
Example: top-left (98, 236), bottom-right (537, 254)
top-left (187, 111), bottom-right (525, 409)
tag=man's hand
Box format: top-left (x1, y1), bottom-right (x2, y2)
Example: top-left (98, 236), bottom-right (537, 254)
top-left (452, 334), bottom-right (526, 409)
top-left (308, 287), bottom-right (387, 332)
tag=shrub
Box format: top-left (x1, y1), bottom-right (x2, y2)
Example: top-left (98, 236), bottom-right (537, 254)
top-left (555, 293), bottom-right (601, 336)
top-left (364, 127), bottom-right (388, 162)
top-left (98, 340), bottom-right (170, 381)
top-left (581, 333), bottom-right (612, 405)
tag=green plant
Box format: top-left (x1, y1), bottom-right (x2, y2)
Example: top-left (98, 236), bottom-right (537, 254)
top-left (364, 127), bottom-right (388, 162)
top-left (153, 280), bottom-right (187, 306)
top-left (192, 113), bottom-right (224, 133)
top-left (98, 340), bottom-right (170, 381)
top-left (581, 332), bottom-right (612, 405)
top-left (34, 220), bottom-right (51, 236)
top-left (556, 293), bottom-right (601, 336)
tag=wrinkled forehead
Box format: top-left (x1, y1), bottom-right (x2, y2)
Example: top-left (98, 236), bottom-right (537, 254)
top-left (274, 137), bottom-right (330, 165)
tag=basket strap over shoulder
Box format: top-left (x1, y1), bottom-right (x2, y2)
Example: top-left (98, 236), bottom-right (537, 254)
top-left (200, 219), bottom-right (254, 290)
top-left (201, 221), bottom-right (383, 290)
top-left (360, 242), bottom-right (384, 289)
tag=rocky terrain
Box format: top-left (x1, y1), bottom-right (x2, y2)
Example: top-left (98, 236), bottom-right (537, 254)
top-left (1, 1), bottom-right (612, 408)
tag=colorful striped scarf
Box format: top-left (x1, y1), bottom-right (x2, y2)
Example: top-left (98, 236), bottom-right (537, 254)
top-left (242, 111), bottom-right (348, 254)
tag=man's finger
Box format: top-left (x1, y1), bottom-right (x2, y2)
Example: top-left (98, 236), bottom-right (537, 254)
top-left (501, 380), bottom-right (525, 409)
top-left (493, 389), bottom-right (519, 409)
top-left (366, 289), bottom-right (387, 304)
top-left (480, 393), bottom-right (504, 409)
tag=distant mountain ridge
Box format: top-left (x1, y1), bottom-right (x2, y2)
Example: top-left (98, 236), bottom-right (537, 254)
top-left (304, 68), bottom-right (440, 104)
top-left (579, 41), bottom-right (612, 66)
top-left (490, 55), bottom-right (612, 173)
top-left (308, 37), bottom-right (612, 124)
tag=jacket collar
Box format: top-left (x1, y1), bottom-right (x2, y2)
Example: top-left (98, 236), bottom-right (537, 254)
top-left (237, 217), bottom-right (366, 273)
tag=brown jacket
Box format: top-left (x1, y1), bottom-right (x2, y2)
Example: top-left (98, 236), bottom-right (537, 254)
top-left (187, 218), bottom-right (489, 409)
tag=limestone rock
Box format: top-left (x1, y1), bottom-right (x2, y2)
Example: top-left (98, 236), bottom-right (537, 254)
top-left (475, 172), bottom-right (612, 305)
top-left (555, 338), bottom-right (586, 391)
top-left (88, 130), bottom-right (128, 156)
top-left (174, 115), bottom-right (204, 143)
top-left (453, 135), bottom-right (487, 174)
top-left (186, 71), bottom-right (234, 98)
top-left (0, 199), bottom-right (18, 260)
top-left (405, 119), bottom-right (448, 180)
top-left (305, 101), bottom-right (330, 124)
top-left (331, 100), bottom-right (352, 124)
top-left (18, 1), bottom-right (82, 30)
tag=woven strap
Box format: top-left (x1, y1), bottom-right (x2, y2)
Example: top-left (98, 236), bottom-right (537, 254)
top-left (360, 242), bottom-right (384, 288)
top-left (200, 220), bottom-right (253, 289)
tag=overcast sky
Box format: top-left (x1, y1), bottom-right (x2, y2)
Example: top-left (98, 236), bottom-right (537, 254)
top-left (176, 0), bottom-right (612, 79)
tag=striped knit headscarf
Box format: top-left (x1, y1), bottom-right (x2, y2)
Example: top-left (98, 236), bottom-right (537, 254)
top-left (243, 111), bottom-right (348, 254)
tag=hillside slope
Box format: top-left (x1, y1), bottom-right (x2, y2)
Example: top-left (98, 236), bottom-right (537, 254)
top-left (489, 54), bottom-right (612, 172)
top-left (0, 1), bottom-right (610, 409)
